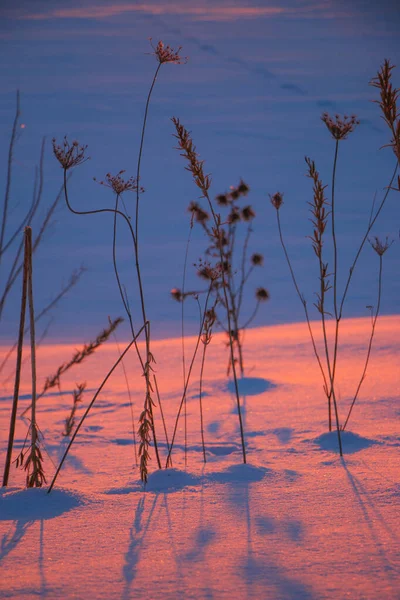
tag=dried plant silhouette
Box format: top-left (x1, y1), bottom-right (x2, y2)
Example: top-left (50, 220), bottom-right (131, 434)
top-left (63, 382), bottom-right (86, 437)
top-left (271, 59), bottom-right (398, 453)
top-left (172, 180), bottom-right (269, 378)
top-left (52, 40), bottom-right (186, 483)
top-left (172, 118), bottom-right (247, 464)
top-left (3, 227), bottom-right (46, 488)
top-left (3, 46), bottom-right (397, 495)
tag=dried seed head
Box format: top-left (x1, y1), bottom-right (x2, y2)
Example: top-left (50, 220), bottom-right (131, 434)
top-left (255, 287), bottom-right (270, 302)
top-left (227, 208), bottom-right (241, 224)
top-left (170, 288), bottom-right (183, 302)
top-left (251, 253), bottom-right (264, 266)
top-left (241, 205), bottom-right (255, 221)
top-left (188, 201), bottom-right (209, 224)
top-left (196, 259), bottom-right (222, 281)
top-left (94, 170), bottom-right (144, 195)
top-left (237, 180), bottom-right (250, 195)
top-left (321, 113), bottom-right (359, 140)
top-left (52, 137), bottom-right (89, 170)
top-left (270, 192), bottom-right (284, 210)
top-left (149, 39), bottom-right (187, 64)
top-left (370, 236), bottom-right (392, 256)
top-left (216, 193), bottom-right (230, 206)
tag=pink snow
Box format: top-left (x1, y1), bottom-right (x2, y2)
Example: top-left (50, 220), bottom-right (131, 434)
top-left (0, 315), bottom-right (399, 599)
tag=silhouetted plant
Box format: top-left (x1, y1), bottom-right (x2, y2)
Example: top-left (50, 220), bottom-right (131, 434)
top-left (271, 59), bottom-right (398, 453)
top-left (63, 382), bottom-right (86, 437)
top-left (52, 40), bottom-right (186, 483)
top-left (172, 117), bottom-right (248, 464)
top-left (3, 227), bottom-right (46, 488)
top-left (173, 180), bottom-right (268, 378)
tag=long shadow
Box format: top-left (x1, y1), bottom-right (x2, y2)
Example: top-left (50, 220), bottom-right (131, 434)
top-left (341, 458), bottom-right (398, 592)
top-left (0, 487), bottom-right (82, 596)
top-left (122, 486), bottom-right (189, 600)
top-left (209, 465), bottom-right (315, 599)
top-left (0, 519), bottom-right (33, 562)
top-left (122, 495), bottom-right (158, 600)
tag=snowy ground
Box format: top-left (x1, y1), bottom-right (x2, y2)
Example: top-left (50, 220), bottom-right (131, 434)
top-left (0, 316), bottom-right (399, 599)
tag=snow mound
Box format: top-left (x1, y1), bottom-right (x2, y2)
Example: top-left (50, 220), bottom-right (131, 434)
top-left (0, 487), bottom-right (85, 521)
top-left (207, 463), bottom-right (272, 484)
top-left (313, 430), bottom-right (378, 454)
top-left (226, 377), bottom-right (275, 396)
top-left (145, 468), bottom-right (201, 492)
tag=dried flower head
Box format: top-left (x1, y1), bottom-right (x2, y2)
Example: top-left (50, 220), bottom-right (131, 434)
top-left (255, 287), bottom-right (269, 302)
top-left (237, 180), bottom-right (250, 195)
top-left (228, 208), bottom-right (241, 224)
top-left (270, 192), bottom-right (284, 210)
top-left (251, 253), bottom-right (264, 266)
top-left (94, 170), bottom-right (144, 195)
top-left (216, 193), bottom-right (230, 206)
top-left (188, 201), bottom-right (209, 224)
top-left (241, 205), bottom-right (255, 221)
top-left (170, 288), bottom-right (183, 302)
top-left (370, 236), bottom-right (392, 256)
top-left (149, 39), bottom-right (187, 65)
top-left (321, 113), bottom-right (359, 141)
top-left (52, 137), bottom-right (89, 170)
top-left (196, 259), bottom-right (222, 281)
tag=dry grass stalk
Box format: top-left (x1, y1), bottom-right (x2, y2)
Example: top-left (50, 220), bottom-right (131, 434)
top-left (272, 59), bottom-right (397, 449)
top-left (172, 117), bottom-right (247, 464)
top-left (22, 316), bottom-right (123, 418)
top-left (199, 303), bottom-right (217, 462)
top-left (63, 382), bottom-right (86, 437)
top-left (25, 227), bottom-right (46, 487)
top-left (2, 224), bottom-right (29, 486)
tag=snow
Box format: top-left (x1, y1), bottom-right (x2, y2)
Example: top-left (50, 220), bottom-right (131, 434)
top-left (0, 316), bottom-right (399, 599)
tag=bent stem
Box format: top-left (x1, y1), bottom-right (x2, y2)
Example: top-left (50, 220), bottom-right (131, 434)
top-left (48, 323), bottom-right (147, 493)
top-left (62, 170), bottom-right (161, 476)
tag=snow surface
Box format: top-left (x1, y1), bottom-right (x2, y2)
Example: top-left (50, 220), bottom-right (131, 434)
top-left (0, 316), bottom-right (399, 599)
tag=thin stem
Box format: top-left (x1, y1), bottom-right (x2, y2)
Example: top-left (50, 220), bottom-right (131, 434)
top-left (166, 288), bottom-right (212, 466)
top-left (0, 90), bottom-right (20, 270)
top-left (342, 255), bottom-right (383, 430)
top-left (134, 62), bottom-right (163, 478)
top-left (331, 140), bottom-right (339, 320)
top-left (276, 210), bottom-right (329, 395)
top-left (110, 320), bottom-right (137, 467)
top-left (63, 171), bottom-right (161, 475)
top-left (205, 201), bottom-right (246, 463)
top-left (48, 323), bottom-right (147, 493)
top-left (199, 341), bottom-right (207, 463)
top-left (153, 374), bottom-right (171, 456)
top-left (26, 227), bottom-right (41, 486)
top-left (339, 163), bottom-right (397, 318)
top-left (135, 62), bottom-right (162, 243)
top-left (2, 222), bottom-right (28, 487)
